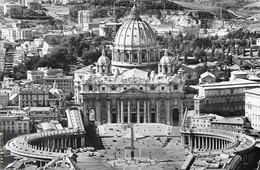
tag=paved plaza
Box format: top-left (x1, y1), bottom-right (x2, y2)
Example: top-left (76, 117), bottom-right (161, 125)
top-left (77, 126), bottom-right (187, 170)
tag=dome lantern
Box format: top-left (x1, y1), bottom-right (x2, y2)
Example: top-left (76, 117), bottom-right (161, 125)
top-left (129, 3), bottom-right (140, 20)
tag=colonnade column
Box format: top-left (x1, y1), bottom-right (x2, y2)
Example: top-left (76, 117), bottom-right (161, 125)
top-left (117, 100), bottom-right (120, 123)
top-left (143, 100), bottom-right (147, 123)
top-left (156, 99), bottom-right (160, 123)
top-left (127, 100), bottom-right (130, 124)
top-left (137, 100), bottom-right (140, 123)
top-left (121, 100), bottom-right (124, 123)
top-left (107, 99), bottom-right (111, 123)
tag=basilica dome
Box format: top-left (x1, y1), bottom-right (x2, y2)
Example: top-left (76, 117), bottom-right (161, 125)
top-left (114, 4), bottom-right (156, 49)
top-left (112, 3), bottom-right (160, 72)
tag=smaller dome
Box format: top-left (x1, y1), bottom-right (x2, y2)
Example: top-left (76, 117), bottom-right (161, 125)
top-left (160, 50), bottom-right (171, 65)
top-left (97, 49), bottom-right (110, 65)
top-left (49, 81), bottom-right (63, 97)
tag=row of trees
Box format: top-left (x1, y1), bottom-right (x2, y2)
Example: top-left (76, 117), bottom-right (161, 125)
top-left (10, 32), bottom-right (112, 80)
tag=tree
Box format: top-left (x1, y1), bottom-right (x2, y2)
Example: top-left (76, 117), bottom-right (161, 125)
top-left (48, 17), bottom-right (56, 30)
top-left (82, 50), bottom-right (102, 66)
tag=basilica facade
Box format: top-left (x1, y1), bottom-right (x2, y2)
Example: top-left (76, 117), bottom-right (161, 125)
top-left (74, 4), bottom-right (185, 126)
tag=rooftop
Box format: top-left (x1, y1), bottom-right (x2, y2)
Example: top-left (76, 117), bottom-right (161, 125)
top-left (245, 88), bottom-right (260, 95)
top-left (211, 118), bottom-right (244, 125)
top-left (194, 79), bottom-right (259, 90)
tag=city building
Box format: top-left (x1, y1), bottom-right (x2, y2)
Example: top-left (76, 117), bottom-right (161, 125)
top-left (211, 117), bottom-right (245, 133)
top-left (199, 71), bottom-right (216, 84)
top-left (0, 92), bottom-right (9, 109)
top-left (1, 27), bottom-right (33, 42)
top-left (78, 10), bottom-right (99, 31)
top-left (245, 88), bottom-right (260, 130)
top-left (75, 4), bottom-right (185, 126)
top-left (180, 64), bottom-right (198, 85)
top-left (0, 114), bottom-right (30, 144)
top-left (1, 76), bottom-right (20, 96)
top-left (3, 3), bottom-right (26, 16)
top-left (23, 106), bottom-right (61, 122)
top-left (18, 83), bottom-right (66, 109)
top-left (194, 79), bottom-right (260, 116)
top-left (27, 67), bottom-right (74, 95)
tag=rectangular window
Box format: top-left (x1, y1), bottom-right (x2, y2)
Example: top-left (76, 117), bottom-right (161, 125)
top-left (161, 86), bottom-right (165, 91)
top-left (151, 86), bottom-right (155, 90)
top-left (89, 85), bottom-right (93, 91)
top-left (102, 87), bottom-right (105, 91)
top-left (174, 84), bottom-right (178, 90)
top-left (111, 87), bottom-right (116, 91)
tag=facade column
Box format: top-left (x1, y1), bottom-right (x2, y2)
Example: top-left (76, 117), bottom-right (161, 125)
top-left (188, 136), bottom-right (192, 149)
top-left (206, 137), bottom-right (208, 149)
top-left (137, 100), bottom-right (140, 123)
top-left (47, 140), bottom-right (50, 149)
top-left (156, 99), bottom-right (160, 123)
top-left (52, 139), bottom-right (55, 151)
top-left (96, 99), bottom-right (101, 125)
top-left (194, 136), bottom-right (197, 149)
top-left (218, 139), bottom-right (221, 149)
top-left (166, 98), bottom-right (170, 125)
top-left (61, 138), bottom-right (64, 150)
top-left (68, 138), bottom-right (71, 147)
top-left (121, 100), bottom-right (124, 123)
top-left (74, 138), bottom-right (77, 148)
top-left (65, 138), bottom-right (67, 148)
top-left (107, 99), bottom-right (111, 123)
top-left (143, 99), bottom-right (147, 123)
top-left (209, 138), bottom-right (212, 150)
top-left (81, 137), bottom-right (85, 147)
top-left (83, 100), bottom-right (88, 125)
top-left (56, 139), bottom-right (59, 150)
top-left (198, 137), bottom-right (201, 149)
top-left (117, 100), bottom-right (120, 123)
top-left (127, 100), bottom-right (130, 124)
top-left (147, 100), bottom-right (150, 123)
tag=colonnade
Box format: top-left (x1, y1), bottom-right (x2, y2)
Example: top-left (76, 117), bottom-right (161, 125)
top-left (31, 136), bottom-right (85, 152)
top-left (90, 98), bottom-right (175, 125)
top-left (112, 50), bottom-right (160, 64)
top-left (182, 135), bottom-right (234, 151)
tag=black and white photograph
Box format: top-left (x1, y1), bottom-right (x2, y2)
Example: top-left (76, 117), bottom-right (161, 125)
top-left (1, 0), bottom-right (260, 169)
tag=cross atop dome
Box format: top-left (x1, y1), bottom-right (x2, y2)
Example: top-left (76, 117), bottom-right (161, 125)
top-left (130, 2), bottom-right (140, 20)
